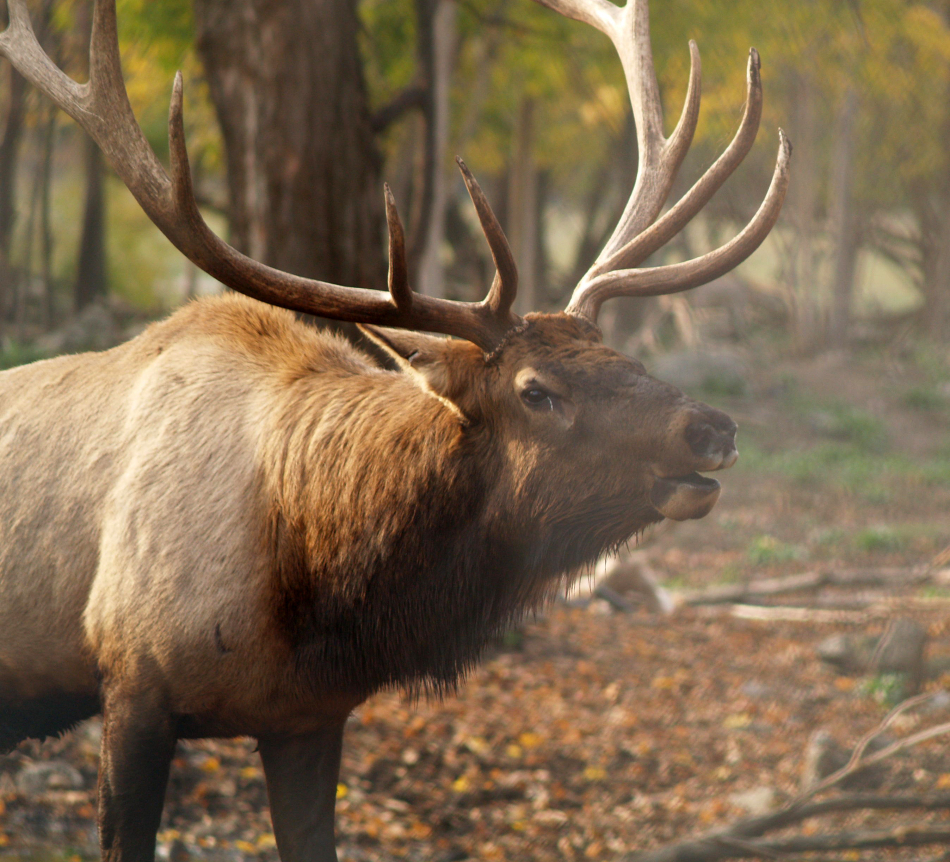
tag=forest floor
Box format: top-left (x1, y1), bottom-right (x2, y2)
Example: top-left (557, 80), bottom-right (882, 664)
top-left (1, 339), bottom-right (949, 862)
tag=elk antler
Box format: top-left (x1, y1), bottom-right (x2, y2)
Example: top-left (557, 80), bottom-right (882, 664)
top-left (0, 0), bottom-right (520, 352)
top-left (533, 0), bottom-right (792, 324)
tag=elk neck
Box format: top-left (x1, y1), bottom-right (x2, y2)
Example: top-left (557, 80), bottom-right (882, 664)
top-left (257, 337), bottom-right (604, 699)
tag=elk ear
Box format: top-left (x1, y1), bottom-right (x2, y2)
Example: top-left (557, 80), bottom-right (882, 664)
top-left (359, 325), bottom-right (457, 400)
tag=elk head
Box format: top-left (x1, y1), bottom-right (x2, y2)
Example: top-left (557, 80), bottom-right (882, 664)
top-left (0, 0), bottom-right (790, 546)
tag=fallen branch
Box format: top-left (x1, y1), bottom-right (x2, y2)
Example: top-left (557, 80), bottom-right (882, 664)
top-left (724, 828), bottom-right (950, 857)
top-left (593, 584), bottom-right (640, 613)
top-left (802, 717), bottom-right (950, 801)
top-left (728, 604), bottom-right (868, 623)
top-left (931, 543), bottom-right (950, 570)
top-left (678, 572), bottom-right (824, 606)
top-left (678, 567), bottom-right (931, 608)
top-left (624, 694), bottom-right (950, 862)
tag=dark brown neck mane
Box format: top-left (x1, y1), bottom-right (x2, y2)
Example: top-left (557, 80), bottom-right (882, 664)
top-left (261, 362), bottom-right (651, 698)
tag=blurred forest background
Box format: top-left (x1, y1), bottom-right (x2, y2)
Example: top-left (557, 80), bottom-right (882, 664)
top-left (1, 0), bottom-right (950, 350)
top-left (3, 1), bottom-right (950, 860)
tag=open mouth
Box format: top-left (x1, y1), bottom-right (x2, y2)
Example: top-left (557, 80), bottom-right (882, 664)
top-left (650, 471), bottom-right (722, 521)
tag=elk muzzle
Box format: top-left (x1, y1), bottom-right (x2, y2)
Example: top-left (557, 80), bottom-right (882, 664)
top-left (650, 407), bottom-right (738, 521)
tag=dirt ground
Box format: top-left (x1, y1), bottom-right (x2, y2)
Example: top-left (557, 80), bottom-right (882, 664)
top-left (1, 345), bottom-right (949, 861)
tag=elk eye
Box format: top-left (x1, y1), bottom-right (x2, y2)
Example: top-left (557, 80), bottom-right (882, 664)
top-left (522, 387), bottom-right (554, 410)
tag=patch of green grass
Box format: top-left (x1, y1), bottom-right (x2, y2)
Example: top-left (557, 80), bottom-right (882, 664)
top-left (909, 342), bottom-right (950, 384)
top-left (0, 340), bottom-right (49, 370)
top-left (854, 525), bottom-right (906, 553)
top-left (858, 672), bottom-right (906, 707)
top-left (810, 526), bottom-right (848, 550)
top-left (903, 385), bottom-right (947, 412)
top-left (698, 371), bottom-right (748, 399)
top-left (737, 441), bottom-right (949, 504)
top-left (717, 562), bottom-right (743, 584)
top-left (807, 404), bottom-right (888, 452)
top-left (745, 534), bottom-right (805, 566)
top-left (662, 574), bottom-right (691, 590)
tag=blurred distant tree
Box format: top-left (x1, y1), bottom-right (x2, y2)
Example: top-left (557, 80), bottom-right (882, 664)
top-left (828, 87), bottom-right (860, 348)
top-left (7, 0), bottom-right (950, 345)
top-left (191, 0), bottom-right (385, 296)
top-left (0, 64), bottom-right (26, 309)
top-left (74, 137), bottom-right (106, 309)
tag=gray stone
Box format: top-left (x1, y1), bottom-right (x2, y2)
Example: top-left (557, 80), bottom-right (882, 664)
top-left (729, 786), bottom-right (776, 815)
top-left (16, 760), bottom-right (85, 797)
top-left (818, 619), bottom-right (927, 690)
top-left (800, 729), bottom-right (890, 791)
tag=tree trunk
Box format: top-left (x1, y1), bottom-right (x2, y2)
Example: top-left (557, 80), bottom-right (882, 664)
top-left (828, 87), bottom-right (860, 348)
top-left (508, 98), bottom-right (538, 317)
top-left (418, 0), bottom-right (457, 299)
top-left (926, 200), bottom-right (950, 340)
top-left (0, 66), bottom-right (27, 316)
top-left (39, 108), bottom-right (56, 326)
top-left (788, 71), bottom-right (820, 349)
top-left (192, 0), bottom-right (385, 298)
top-left (74, 134), bottom-right (108, 311)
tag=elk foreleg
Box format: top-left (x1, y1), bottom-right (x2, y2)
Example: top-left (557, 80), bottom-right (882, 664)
top-left (258, 723), bottom-right (346, 862)
top-left (97, 685), bottom-right (177, 862)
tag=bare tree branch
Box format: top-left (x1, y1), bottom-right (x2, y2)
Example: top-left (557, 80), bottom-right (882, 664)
top-left (625, 695), bottom-right (950, 862)
top-left (371, 84), bottom-right (427, 133)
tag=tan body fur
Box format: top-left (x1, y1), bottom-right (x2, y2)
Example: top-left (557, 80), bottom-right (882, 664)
top-left (0, 296), bottom-right (418, 736)
top-left (1, 291), bottom-right (734, 747)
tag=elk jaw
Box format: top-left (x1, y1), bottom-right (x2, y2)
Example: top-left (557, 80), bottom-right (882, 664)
top-left (649, 472), bottom-right (722, 521)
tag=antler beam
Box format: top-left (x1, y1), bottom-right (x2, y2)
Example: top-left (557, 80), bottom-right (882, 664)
top-left (532, 0), bottom-right (791, 325)
top-left (0, 0), bottom-right (521, 352)
top-left (566, 131), bottom-right (791, 321)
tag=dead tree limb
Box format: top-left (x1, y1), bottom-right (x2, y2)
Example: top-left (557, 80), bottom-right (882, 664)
top-left (625, 695), bottom-right (950, 862)
top-left (679, 567), bottom-right (932, 607)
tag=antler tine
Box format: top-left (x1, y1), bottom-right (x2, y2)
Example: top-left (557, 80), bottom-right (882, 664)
top-left (383, 184), bottom-right (412, 310)
top-left (536, 0), bottom-right (702, 262)
top-left (536, 0), bottom-right (790, 327)
top-left (0, 0), bottom-right (83, 110)
top-left (0, 0), bottom-right (524, 353)
top-left (584, 48), bottom-right (763, 280)
top-left (455, 158), bottom-right (519, 320)
top-left (532, 0), bottom-right (621, 34)
top-left (565, 131), bottom-right (792, 321)
top-left (603, 36), bottom-right (701, 259)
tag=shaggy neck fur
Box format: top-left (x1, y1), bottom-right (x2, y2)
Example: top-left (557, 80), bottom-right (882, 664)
top-left (261, 359), bottom-right (653, 699)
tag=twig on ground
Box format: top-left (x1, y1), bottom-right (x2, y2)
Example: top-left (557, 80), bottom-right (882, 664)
top-left (728, 605), bottom-right (869, 623)
top-left (625, 694), bottom-right (950, 862)
top-left (835, 691), bottom-right (934, 784)
top-left (678, 567), bottom-right (931, 608)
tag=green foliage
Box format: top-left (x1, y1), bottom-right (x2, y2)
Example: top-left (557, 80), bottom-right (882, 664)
top-left (858, 672), bottom-right (906, 707)
top-left (19, 0), bottom-right (950, 327)
top-left (360, 0), bottom-right (420, 109)
top-left (902, 385), bottom-right (948, 412)
top-left (745, 535), bottom-right (804, 566)
top-left (0, 341), bottom-right (49, 370)
top-left (853, 525), bottom-right (905, 553)
top-left (811, 526), bottom-right (848, 549)
top-left (737, 440), bottom-right (950, 505)
top-left (807, 405), bottom-right (889, 452)
top-left (697, 371), bottom-right (749, 399)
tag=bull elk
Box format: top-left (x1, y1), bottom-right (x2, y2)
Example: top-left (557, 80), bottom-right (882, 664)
top-left (0, 0), bottom-right (790, 859)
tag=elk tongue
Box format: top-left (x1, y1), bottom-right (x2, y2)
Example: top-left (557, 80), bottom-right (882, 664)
top-left (650, 473), bottom-right (721, 521)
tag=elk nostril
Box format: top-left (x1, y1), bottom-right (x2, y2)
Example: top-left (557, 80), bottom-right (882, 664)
top-left (685, 418), bottom-right (737, 462)
top-left (685, 421), bottom-right (715, 457)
